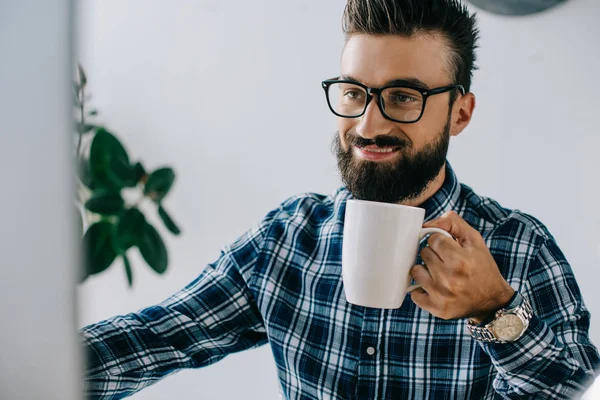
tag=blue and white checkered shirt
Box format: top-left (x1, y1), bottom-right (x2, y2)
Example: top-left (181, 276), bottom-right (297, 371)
top-left (82, 163), bottom-right (599, 399)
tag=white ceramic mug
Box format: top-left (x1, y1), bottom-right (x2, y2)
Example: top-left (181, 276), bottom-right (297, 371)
top-left (342, 199), bottom-right (453, 309)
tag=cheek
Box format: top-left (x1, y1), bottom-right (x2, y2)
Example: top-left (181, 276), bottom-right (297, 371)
top-left (402, 125), bottom-right (426, 148)
top-left (337, 119), bottom-right (355, 145)
top-left (410, 103), bottom-right (447, 143)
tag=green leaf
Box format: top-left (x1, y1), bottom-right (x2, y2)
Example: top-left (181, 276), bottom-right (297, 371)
top-left (133, 162), bottom-right (146, 183)
top-left (77, 64), bottom-right (87, 87)
top-left (123, 254), bottom-right (133, 287)
top-left (89, 128), bottom-right (131, 191)
top-left (84, 190), bottom-right (125, 215)
top-left (138, 222), bottom-right (168, 274)
top-left (88, 109), bottom-right (98, 116)
top-left (158, 205), bottom-right (181, 235)
top-left (110, 155), bottom-right (138, 188)
top-left (83, 221), bottom-right (117, 275)
top-left (77, 158), bottom-right (95, 189)
top-left (115, 207), bottom-right (146, 251)
top-left (144, 167), bottom-right (175, 202)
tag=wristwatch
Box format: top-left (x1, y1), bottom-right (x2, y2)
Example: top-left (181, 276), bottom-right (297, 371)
top-left (466, 292), bottom-right (533, 343)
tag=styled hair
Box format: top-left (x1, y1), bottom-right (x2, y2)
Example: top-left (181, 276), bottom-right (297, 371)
top-left (342, 0), bottom-right (479, 93)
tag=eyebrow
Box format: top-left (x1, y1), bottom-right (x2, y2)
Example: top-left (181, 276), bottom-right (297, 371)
top-left (339, 75), bottom-right (430, 90)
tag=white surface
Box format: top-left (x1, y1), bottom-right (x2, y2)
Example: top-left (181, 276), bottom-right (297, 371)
top-left (583, 374), bottom-right (600, 400)
top-left (0, 1), bottom-right (81, 400)
top-left (75, 0), bottom-right (600, 399)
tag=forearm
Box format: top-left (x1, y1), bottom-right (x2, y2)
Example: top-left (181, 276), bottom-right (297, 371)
top-left (82, 307), bottom-right (204, 399)
top-left (481, 310), bottom-right (599, 398)
top-left (81, 255), bottom-right (268, 399)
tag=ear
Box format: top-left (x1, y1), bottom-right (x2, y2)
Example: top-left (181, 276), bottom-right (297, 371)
top-left (449, 92), bottom-right (476, 137)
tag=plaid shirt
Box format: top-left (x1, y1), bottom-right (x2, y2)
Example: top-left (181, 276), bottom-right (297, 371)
top-left (82, 163), bottom-right (599, 399)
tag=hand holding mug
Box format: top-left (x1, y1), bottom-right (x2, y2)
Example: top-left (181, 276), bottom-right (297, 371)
top-left (410, 211), bottom-right (515, 323)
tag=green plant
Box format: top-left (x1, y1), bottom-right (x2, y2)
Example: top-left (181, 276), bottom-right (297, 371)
top-left (74, 65), bottom-right (181, 287)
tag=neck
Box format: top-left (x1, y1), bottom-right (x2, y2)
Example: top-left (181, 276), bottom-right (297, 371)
top-left (399, 163), bottom-right (447, 208)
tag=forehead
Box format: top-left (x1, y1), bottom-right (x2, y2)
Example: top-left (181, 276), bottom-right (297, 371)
top-left (341, 34), bottom-right (453, 87)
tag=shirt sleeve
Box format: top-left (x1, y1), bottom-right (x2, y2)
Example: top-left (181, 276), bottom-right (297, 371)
top-left (479, 238), bottom-right (600, 399)
top-left (80, 214), bottom-right (274, 399)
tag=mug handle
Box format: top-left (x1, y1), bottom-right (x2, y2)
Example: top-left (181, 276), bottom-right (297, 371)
top-left (407, 227), bottom-right (454, 293)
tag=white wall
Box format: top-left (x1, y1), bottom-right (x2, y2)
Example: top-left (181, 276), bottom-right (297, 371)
top-left (0, 2), bottom-right (81, 400)
top-left (76, 0), bottom-right (600, 399)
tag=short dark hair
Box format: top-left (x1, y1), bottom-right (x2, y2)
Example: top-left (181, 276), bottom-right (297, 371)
top-left (342, 0), bottom-right (479, 93)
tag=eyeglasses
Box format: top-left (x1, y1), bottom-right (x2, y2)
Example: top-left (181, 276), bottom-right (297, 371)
top-left (321, 78), bottom-right (465, 124)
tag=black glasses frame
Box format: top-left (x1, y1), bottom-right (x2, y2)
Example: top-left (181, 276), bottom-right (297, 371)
top-left (321, 78), bottom-right (466, 124)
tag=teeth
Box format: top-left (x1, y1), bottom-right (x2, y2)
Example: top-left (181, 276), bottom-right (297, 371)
top-left (364, 147), bottom-right (395, 153)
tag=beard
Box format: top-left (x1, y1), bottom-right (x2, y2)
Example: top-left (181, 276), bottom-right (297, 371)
top-left (333, 117), bottom-right (451, 204)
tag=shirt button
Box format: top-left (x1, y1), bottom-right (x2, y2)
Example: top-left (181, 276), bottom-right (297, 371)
top-left (366, 347), bottom-right (376, 356)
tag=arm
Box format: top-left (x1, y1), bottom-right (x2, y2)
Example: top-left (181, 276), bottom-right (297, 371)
top-left (415, 211), bottom-right (600, 399)
top-left (81, 220), bottom-right (271, 399)
top-left (480, 239), bottom-right (600, 399)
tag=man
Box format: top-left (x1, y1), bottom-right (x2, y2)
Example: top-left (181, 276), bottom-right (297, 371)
top-left (81, 0), bottom-right (599, 398)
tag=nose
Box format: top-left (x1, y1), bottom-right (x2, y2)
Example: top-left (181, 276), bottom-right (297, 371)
top-left (355, 94), bottom-right (393, 140)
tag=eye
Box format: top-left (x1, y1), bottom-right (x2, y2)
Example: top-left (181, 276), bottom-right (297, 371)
top-left (384, 88), bottom-right (423, 107)
top-left (344, 90), bottom-right (364, 100)
top-left (389, 94), bottom-right (418, 104)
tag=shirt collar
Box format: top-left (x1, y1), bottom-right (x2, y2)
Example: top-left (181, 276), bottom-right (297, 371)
top-left (338, 161), bottom-right (462, 223)
top-left (420, 161), bottom-right (462, 222)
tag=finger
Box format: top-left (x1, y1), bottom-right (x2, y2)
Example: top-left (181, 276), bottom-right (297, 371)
top-left (410, 264), bottom-right (434, 290)
top-left (426, 233), bottom-right (462, 263)
top-left (423, 211), bottom-right (480, 247)
top-left (420, 246), bottom-right (445, 282)
top-left (421, 244), bottom-right (443, 265)
top-left (410, 287), bottom-right (434, 311)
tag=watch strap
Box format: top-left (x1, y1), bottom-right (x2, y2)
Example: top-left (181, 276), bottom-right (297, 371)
top-left (466, 293), bottom-right (533, 344)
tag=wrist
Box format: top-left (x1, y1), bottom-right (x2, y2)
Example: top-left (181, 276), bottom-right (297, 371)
top-left (469, 287), bottom-right (516, 325)
top-left (466, 292), bottom-right (533, 344)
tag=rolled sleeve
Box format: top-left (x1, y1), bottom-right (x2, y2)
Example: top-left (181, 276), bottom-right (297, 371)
top-left (478, 239), bottom-right (599, 399)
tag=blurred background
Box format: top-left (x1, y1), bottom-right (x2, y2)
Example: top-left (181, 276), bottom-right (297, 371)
top-left (2, 0), bottom-right (599, 399)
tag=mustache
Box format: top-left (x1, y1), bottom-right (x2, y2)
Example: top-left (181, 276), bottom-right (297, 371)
top-left (345, 132), bottom-right (408, 149)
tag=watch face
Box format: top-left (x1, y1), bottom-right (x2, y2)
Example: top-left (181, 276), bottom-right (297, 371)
top-left (494, 314), bottom-right (524, 342)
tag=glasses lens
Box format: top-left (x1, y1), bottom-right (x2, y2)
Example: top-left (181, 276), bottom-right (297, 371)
top-left (381, 87), bottom-right (424, 122)
top-left (327, 83), bottom-right (367, 117)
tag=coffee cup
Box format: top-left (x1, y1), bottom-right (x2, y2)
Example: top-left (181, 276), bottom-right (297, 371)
top-left (342, 199), bottom-right (452, 309)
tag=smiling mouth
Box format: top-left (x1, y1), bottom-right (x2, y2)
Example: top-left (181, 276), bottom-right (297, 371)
top-left (354, 144), bottom-right (400, 161)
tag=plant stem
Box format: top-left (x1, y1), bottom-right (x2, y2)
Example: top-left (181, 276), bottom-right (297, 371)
top-left (76, 85), bottom-right (85, 157)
